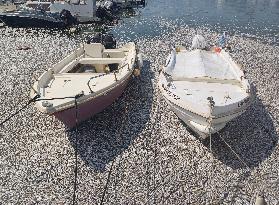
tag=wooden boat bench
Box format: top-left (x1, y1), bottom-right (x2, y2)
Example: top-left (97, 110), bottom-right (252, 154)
top-left (78, 57), bottom-right (123, 65)
top-left (171, 77), bottom-right (242, 86)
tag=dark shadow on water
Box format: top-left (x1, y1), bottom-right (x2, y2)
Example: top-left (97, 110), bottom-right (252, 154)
top-left (202, 95), bottom-right (278, 170)
top-left (67, 61), bottom-right (154, 172)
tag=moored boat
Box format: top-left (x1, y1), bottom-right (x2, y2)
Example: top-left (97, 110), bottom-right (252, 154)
top-left (0, 7), bottom-right (77, 28)
top-left (30, 42), bottom-right (142, 128)
top-left (158, 35), bottom-right (254, 138)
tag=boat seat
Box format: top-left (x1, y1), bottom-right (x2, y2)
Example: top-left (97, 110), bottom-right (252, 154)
top-left (78, 58), bottom-right (123, 65)
top-left (53, 73), bottom-right (104, 78)
top-left (172, 76), bottom-right (241, 86)
top-left (103, 50), bottom-right (126, 58)
top-left (84, 43), bottom-right (104, 58)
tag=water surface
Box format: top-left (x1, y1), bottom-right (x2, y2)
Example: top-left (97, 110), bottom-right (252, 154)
top-left (112, 0), bottom-right (279, 43)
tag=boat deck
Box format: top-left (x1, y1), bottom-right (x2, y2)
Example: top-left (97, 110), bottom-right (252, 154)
top-left (42, 73), bottom-right (117, 107)
top-left (172, 81), bottom-right (248, 106)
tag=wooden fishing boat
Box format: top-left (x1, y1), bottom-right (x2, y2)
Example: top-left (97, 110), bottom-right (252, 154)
top-left (158, 35), bottom-right (254, 138)
top-left (31, 42), bottom-right (142, 127)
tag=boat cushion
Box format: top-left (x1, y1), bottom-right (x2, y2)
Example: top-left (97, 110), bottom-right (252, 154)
top-left (167, 50), bottom-right (238, 80)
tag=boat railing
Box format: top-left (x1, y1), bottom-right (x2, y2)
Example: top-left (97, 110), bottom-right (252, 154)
top-left (87, 63), bottom-right (129, 93)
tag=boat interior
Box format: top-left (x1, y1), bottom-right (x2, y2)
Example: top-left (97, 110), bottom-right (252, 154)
top-left (164, 50), bottom-right (250, 107)
top-left (59, 43), bottom-right (130, 75)
top-left (35, 43), bottom-right (135, 108)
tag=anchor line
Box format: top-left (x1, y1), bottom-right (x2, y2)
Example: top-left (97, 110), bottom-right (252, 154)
top-left (72, 96), bottom-right (79, 205)
top-left (204, 99), bottom-right (255, 200)
top-left (100, 160), bottom-right (115, 205)
top-left (215, 131), bottom-right (251, 171)
top-left (207, 113), bottom-right (276, 204)
top-left (99, 69), bottom-right (149, 203)
top-left (99, 81), bottom-right (136, 205)
top-left (0, 92), bottom-right (83, 205)
top-left (215, 129), bottom-right (274, 203)
top-left (214, 130), bottom-right (259, 203)
top-left (0, 93), bottom-right (88, 128)
top-left (0, 94), bottom-right (40, 127)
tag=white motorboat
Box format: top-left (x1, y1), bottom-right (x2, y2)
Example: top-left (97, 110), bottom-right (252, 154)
top-left (30, 42), bottom-right (142, 128)
top-left (25, 0), bottom-right (98, 23)
top-left (158, 35), bottom-right (254, 138)
top-left (49, 0), bottom-right (98, 23)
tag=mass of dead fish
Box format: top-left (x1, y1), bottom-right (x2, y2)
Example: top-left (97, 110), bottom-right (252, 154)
top-left (0, 20), bottom-right (278, 204)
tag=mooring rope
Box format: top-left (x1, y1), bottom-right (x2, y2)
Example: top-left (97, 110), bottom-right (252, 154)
top-left (215, 131), bottom-right (251, 171)
top-left (100, 160), bottom-right (115, 205)
top-left (72, 96), bottom-right (79, 205)
top-left (0, 94), bottom-right (40, 127)
top-left (0, 92), bottom-right (83, 205)
top-left (99, 82), bottom-right (134, 205)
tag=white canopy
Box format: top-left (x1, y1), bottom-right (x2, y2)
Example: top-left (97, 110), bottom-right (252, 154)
top-left (166, 49), bottom-right (238, 80)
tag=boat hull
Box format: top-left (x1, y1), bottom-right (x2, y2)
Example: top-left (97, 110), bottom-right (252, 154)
top-left (159, 71), bottom-right (253, 139)
top-left (53, 76), bottom-right (131, 128)
top-left (0, 14), bottom-right (66, 28)
top-left (163, 96), bottom-right (249, 139)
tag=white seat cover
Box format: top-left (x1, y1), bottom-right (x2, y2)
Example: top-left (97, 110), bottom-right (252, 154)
top-left (168, 50), bottom-right (238, 80)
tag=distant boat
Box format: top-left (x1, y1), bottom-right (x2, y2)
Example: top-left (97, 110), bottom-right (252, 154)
top-left (48, 0), bottom-right (99, 23)
top-left (24, 0), bottom-right (119, 23)
top-left (30, 42), bottom-right (142, 128)
top-left (98, 0), bottom-right (146, 10)
top-left (158, 35), bottom-right (254, 138)
top-left (0, 7), bottom-right (77, 28)
top-left (14, 0), bottom-right (144, 25)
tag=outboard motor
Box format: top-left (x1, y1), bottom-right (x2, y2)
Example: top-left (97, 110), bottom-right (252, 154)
top-left (103, 33), bottom-right (116, 49)
top-left (96, 6), bottom-right (115, 22)
top-left (60, 9), bottom-right (78, 26)
top-left (138, 0), bottom-right (146, 7)
top-left (87, 33), bottom-right (116, 49)
top-left (91, 32), bottom-right (102, 43)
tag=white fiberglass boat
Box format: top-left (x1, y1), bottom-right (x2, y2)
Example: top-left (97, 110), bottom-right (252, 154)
top-left (31, 42), bottom-right (142, 128)
top-left (25, 0), bottom-right (98, 23)
top-left (158, 35), bottom-right (254, 138)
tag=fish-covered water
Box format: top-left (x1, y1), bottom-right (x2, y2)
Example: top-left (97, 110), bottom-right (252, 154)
top-left (0, 0), bottom-right (279, 204)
